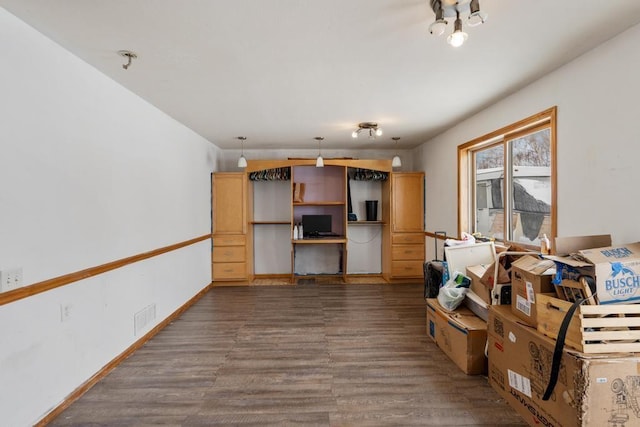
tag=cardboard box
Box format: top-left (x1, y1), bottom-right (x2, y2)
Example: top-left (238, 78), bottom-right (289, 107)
top-left (546, 242), bottom-right (640, 305)
top-left (463, 289), bottom-right (489, 322)
top-left (510, 255), bottom-right (556, 327)
top-left (488, 305), bottom-right (640, 427)
top-left (467, 264), bottom-right (492, 305)
top-left (554, 234), bottom-right (612, 256)
top-left (426, 298), bottom-right (487, 375)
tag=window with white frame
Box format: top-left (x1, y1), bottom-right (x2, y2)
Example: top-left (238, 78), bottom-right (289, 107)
top-left (458, 107), bottom-right (556, 248)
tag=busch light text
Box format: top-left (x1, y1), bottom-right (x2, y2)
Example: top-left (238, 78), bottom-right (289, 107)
top-left (605, 262), bottom-right (640, 300)
top-left (601, 247), bottom-right (633, 259)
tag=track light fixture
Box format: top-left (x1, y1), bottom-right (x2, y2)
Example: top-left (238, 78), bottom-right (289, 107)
top-left (391, 137), bottom-right (402, 168)
top-left (352, 122), bottom-right (383, 140)
top-left (314, 137), bottom-right (324, 167)
top-left (237, 136), bottom-right (247, 168)
top-left (428, 0), bottom-right (487, 47)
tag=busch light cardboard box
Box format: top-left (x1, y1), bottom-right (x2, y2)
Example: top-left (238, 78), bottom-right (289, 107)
top-left (546, 242), bottom-right (640, 305)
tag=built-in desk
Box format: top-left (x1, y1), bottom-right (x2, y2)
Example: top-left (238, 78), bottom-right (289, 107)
top-left (291, 237), bottom-right (347, 282)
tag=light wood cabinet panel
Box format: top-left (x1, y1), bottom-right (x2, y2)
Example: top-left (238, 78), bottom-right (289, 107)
top-left (212, 172), bottom-right (253, 282)
top-left (213, 173), bottom-right (246, 235)
top-left (391, 261), bottom-right (424, 277)
top-left (391, 233), bottom-right (424, 245)
top-left (391, 244), bottom-right (425, 260)
top-left (213, 262), bottom-right (247, 280)
top-left (214, 235), bottom-right (246, 246)
top-left (383, 172), bottom-right (425, 281)
top-left (213, 245), bottom-right (246, 263)
top-left (391, 173), bottom-right (424, 233)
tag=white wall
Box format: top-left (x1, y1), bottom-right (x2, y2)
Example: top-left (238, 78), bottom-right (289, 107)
top-left (0, 9), bottom-right (219, 426)
top-left (415, 23), bottom-right (640, 259)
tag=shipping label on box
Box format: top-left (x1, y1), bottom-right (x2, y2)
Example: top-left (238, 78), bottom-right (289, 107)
top-left (510, 255), bottom-right (555, 327)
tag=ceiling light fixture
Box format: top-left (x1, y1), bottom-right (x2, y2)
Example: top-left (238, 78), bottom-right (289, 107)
top-left (447, 10), bottom-right (468, 47)
top-left (428, 0), bottom-right (487, 47)
top-left (314, 137), bottom-right (324, 168)
top-left (118, 50), bottom-right (137, 70)
top-left (237, 136), bottom-right (248, 168)
top-left (391, 137), bottom-right (402, 168)
top-left (352, 122), bottom-right (383, 140)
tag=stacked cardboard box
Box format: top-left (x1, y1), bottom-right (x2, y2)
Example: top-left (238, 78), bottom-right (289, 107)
top-left (485, 235), bottom-right (640, 426)
top-left (488, 305), bottom-right (640, 427)
top-left (510, 255), bottom-right (555, 327)
top-left (546, 241), bottom-right (640, 305)
top-left (426, 298), bottom-right (487, 375)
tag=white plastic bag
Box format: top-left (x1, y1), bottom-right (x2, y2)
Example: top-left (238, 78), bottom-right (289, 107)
top-left (444, 232), bottom-right (476, 248)
top-left (437, 271), bottom-right (471, 311)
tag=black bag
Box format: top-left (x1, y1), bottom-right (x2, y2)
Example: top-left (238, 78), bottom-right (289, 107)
top-left (424, 231), bottom-right (447, 299)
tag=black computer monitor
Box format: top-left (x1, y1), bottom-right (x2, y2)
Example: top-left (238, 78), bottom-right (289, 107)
top-left (301, 214), bottom-right (332, 237)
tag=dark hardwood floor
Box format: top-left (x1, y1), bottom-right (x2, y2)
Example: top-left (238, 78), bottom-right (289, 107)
top-left (48, 283), bottom-right (526, 426)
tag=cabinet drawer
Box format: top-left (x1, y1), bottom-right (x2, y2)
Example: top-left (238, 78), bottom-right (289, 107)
top-left (214, 234), bottom-right (246, 246)
top-left (392, 244), bottom-right (425, 261)
top-left (391, 260), bottom-right (423, 277)
top-left (213, 262), bottom-right (246, 280)
top-left (213, 246), bottom-right (246, 262)
top-left (391, 233), bottom-right (424, 245)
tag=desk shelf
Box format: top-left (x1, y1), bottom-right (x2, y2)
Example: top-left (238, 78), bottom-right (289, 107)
top-left (293, 237), bottom-right (347, 244)
top-left (252, 221), bottom-right (291, 225)
top-left (293, 201), bottom-right (345, 206)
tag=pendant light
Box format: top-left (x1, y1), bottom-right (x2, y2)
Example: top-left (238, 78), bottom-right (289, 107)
top-left (391, 137), bottom-right (402, 168)
top-left (315, 137), bottom-right (324, 167)
top-left (237, 136), bottom-right (247, 168)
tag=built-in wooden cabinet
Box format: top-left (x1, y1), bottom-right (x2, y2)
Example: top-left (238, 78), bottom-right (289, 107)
top-left (211, 160), bottom-right (424, 284)
top-left (211, 173), bottom-right (253, 282)
top-left (383, 172), bottom-right (425, 280)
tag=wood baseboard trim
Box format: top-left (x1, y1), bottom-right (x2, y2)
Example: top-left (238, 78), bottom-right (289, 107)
top-left (0, 234), bottom-right (211, 307)
top-left (253, 274), bottom-right (291, 279)
top-left (34, 281), bottom-right (214, 426)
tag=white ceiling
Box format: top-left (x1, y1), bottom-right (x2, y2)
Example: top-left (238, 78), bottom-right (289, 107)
top-left (3, 1), bottom-right (640, 150)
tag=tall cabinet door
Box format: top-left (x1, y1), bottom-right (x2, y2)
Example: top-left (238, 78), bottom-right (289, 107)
top-left (391, 173), bottom-right (424, 233)
top-left (385, 172), bottom-right (425, 280)
top-left (213, 173), bottom-right (246, 235)
top-left (212, 173), bottom-right (252, 282)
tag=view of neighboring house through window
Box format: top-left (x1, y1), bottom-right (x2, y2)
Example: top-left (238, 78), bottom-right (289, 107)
top-left (459, 107), bottom-right (556, 248)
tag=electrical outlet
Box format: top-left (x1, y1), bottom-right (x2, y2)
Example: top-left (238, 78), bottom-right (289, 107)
top-left (60, 303), bottom-right (73, 322)
top-left (0, 268), bottom-right (23, 292)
